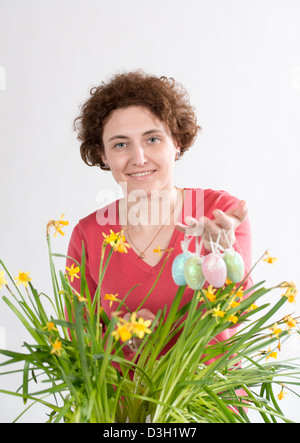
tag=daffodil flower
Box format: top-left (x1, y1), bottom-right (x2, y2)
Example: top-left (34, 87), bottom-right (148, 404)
top-left (203, 285), bottom-right (217, 303)
top-left (112, 323), bottom-right (133, 342)
top-left (266, 347), bottom-right (277, 362)
top-left (43, 322), bottom-right (58, 333)
top-left (0, 270), bottom-right (7, 290)
top-left (65, 263), bottom-right (80, 283)
top-left (47, 214), bottom-right (69, 237)
top-left (50, 338), bottom-right (63, 356)
top-left (228, 315), bottom-right (239, 324)
top-left (281, 283), bottom-right (297, 304)
top-left (283, 315), bottom-right (298, 332)
top-left (103, 230), bottom-right (130, 253)
top-left (113, 231), bottom-right (130, 253)
top-left (278, 385), bottom-right (288, 400)
top-left (269, 323), bottom-right (282, 339)
top-left (263, 251), bottom-right (278, 265)
top-left (130, 312), bottom-right (152, 339)
top-left (14, 271), bottom-right (32, 288)
top-left (104, 293), bottom-right (120, 308)
top-left (212, 305), bottom-right (225, 320)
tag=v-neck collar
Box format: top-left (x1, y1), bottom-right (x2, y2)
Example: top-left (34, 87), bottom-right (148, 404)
top-left (115, 188), bottom-right (193, 273)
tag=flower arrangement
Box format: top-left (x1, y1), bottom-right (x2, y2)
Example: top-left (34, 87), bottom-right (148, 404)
top-left (0, 215), bottom-right (299, 423)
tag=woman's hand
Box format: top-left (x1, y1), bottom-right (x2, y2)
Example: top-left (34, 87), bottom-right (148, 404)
top-left (123, 309), bottom-right (156, 353)
top-left (175, 200), bottom-right (248, 251)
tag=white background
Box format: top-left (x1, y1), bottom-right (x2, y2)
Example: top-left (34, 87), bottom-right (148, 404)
top-left (0, 0), bottom-right (299, 423)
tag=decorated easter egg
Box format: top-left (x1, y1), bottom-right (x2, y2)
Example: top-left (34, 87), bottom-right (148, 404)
top-left (202, 253), bottom-right (227, 288)
top-left (172, 252), bottom-right (192, 286)
top-left (222, 249), bottom-right (245, 283)
top-left (183, 256), bottom-right (205, 290)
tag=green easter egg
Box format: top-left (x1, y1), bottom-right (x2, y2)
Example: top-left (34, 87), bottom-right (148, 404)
top-left (223, 250), bottom-right (245, 283)
top-left (184, 256), bottom-right (205, 290)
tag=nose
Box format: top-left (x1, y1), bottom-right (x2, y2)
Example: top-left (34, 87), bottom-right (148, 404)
top-left (132, 145), bottom-right (147, 167)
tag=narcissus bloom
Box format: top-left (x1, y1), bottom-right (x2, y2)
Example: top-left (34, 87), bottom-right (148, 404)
top-left (0, 271), bottom-right (7, 290)
top-left (103, 230), bottom-right (130, 253)
top-left (50, 338), bottom-right (63, 356)
top-left (204, 285), bottom-right (217, 303)
top-left (263, 251), bottom-right (278, 265)
top-left (43, 322), bottom-right (58, 333)
top-left (281, 282), bottom-right (297, 304)
top-left (112, 323), bottom-right (133, 342)
top-left (212, 305), bottom-right (225, 320)
top-left (65, 263), bottom-right (80, 283)
top-left (269, 323), bottom-right (282, 339)
top-left (14, 271), bottom-right (32, 288)
top-left (130, 313), bottom-right (152, 339)
top-left (104, 293), bottom-right (120, 308)
top-left (266, 347), bottom-right (277, 361)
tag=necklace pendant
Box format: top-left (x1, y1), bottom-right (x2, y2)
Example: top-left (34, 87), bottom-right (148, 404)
top-left (139, 252), bottom-right (145, 259)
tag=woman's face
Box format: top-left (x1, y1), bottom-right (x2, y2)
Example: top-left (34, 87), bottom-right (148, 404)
top-left (102, 106), bottom-right (180, 196)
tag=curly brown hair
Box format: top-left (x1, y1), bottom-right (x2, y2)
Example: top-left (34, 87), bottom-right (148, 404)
top-left (74, 70), bottom-right (201, 170)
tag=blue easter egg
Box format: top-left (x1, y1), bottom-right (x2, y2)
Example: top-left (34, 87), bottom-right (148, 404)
top-left (172, 252), bottom-right (192, 286)
top-left (222, 250), bottom-right (245, 283)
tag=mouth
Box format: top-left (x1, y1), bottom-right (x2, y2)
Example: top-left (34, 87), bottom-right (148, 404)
top-left (127, 170), bottom-right (156, 178)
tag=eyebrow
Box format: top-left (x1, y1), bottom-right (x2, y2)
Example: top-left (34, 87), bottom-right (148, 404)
top-left (108, 129), bottom-right (164, 143)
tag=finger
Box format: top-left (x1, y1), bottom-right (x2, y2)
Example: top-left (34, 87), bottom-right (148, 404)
top-left (226, 200), bottom-right (249, 225)
top-left (212, 210), bottom-right (236, 231)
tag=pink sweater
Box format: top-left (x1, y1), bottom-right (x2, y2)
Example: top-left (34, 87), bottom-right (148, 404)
top-left (66, 188), bottom-right (253, 362)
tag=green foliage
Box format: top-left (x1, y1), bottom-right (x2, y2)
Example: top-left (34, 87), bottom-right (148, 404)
top-left (0, 233), bottom-right (299, 423)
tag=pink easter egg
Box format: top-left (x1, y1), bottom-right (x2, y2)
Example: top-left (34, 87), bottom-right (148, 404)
top-left (202, 253), bottom-right (227, 288)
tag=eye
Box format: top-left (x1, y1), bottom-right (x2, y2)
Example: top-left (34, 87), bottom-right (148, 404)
top-left (147, 137), bottom-right (160, 144)
top-left (113, 142), bottom-right (127, 149)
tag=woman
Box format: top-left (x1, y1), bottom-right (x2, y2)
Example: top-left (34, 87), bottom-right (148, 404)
top-left (67, 70), bottom-right (252, 356)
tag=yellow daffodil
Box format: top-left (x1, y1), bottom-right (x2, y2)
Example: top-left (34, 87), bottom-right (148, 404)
top-left (104, 293), bottom-right (120, 308)
top-left (269, 323), bottom-right (282, 339)
top-left (43, 322), bottom-right (58, 333)
top-left (130, 313), bottom-right (152, 339)
top-left (204, 285), bottom-right (217, 303)
top-left (235, 286), bottom-right (244, 301)
top-left (281, 283), bottom-right (297, 304)
top-left (0, 270), bottom-right (7, 290)
top-left (247, 304), bottom-right (258, 312)
top-left (283, 315), bottom-right (297, 332)
top-left (113, 231), bottom-right (130, 253)
top-left (14, 271), bottom-right (32, 288)
top-left (266, 347), bottom-right (278, 362)
top-left (103, 230), bottom-right (130, 253)
top-left (65, 263), bottom-right (80, 283)
top-left (153, 245), bottom-right (163, 257)
top-left (47, 214), bottom-right (69, 237)
top-left (50, 338), bottom-right (63, 356)
top-left (227, 297), bottom-right (241, 310)
top-left (228, 315), bottom-right (239, 324)
top-left (212, 305), bottom-right (225, 320)
top-left (103, 230), bottom-right (119, 246)
top-left (278, 386), bottom-right (288, 401)
top-left (263, 251), bottom-right (278, 265)
top-left (112, 323), bottom-right (132, 342)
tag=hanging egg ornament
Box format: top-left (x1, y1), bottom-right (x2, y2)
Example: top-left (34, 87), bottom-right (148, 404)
top-left (172, 252), bottom-right (192, 286)
top-left (222, 249), bottom-right (245, 283)
top-left (183, 256), bottom-right (205, 290)
top-left (202, 253), bottom-right (227, 288)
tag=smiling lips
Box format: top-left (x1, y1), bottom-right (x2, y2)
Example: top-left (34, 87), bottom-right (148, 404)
top-left (127, 170), bottom-right (156, 178)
